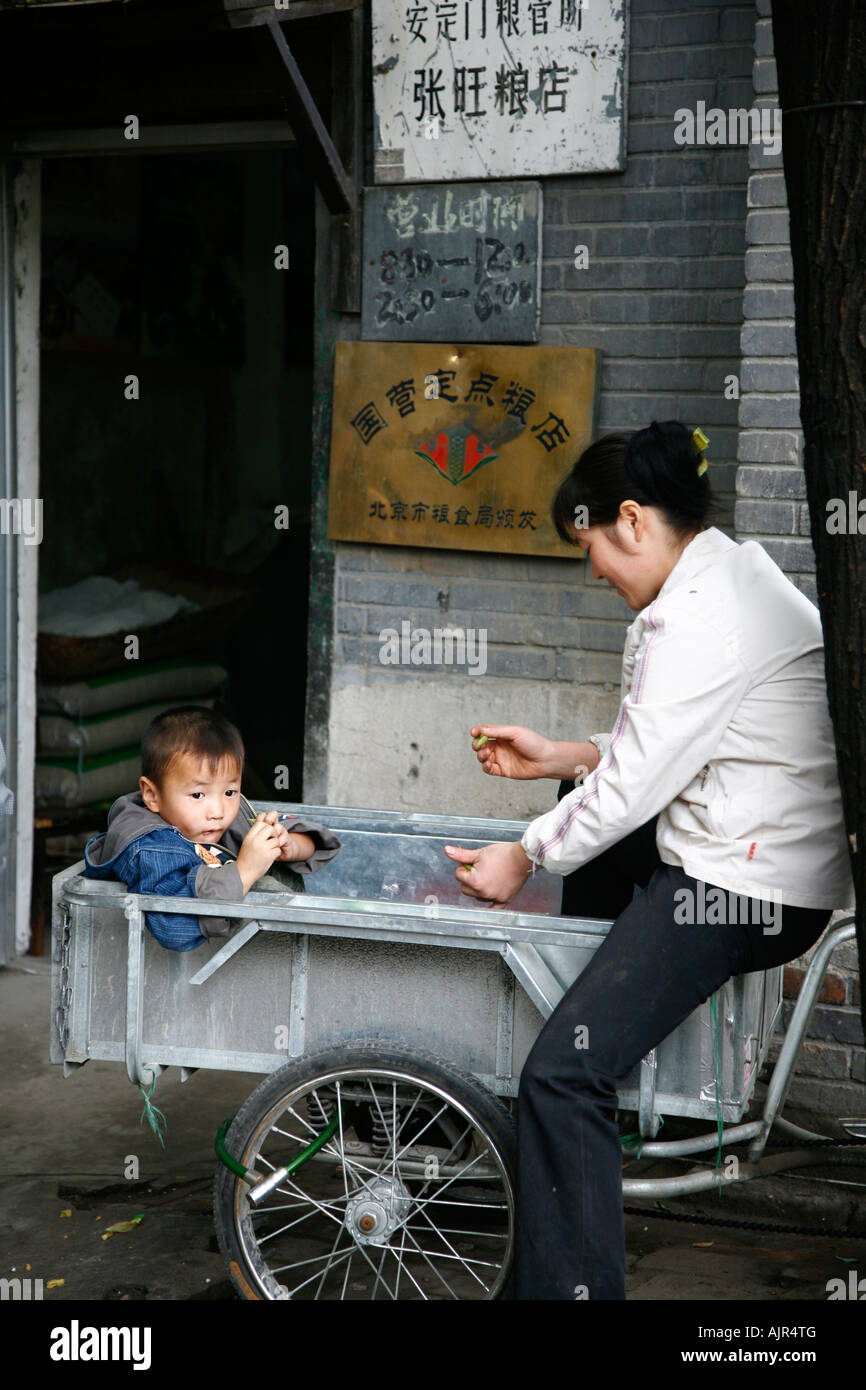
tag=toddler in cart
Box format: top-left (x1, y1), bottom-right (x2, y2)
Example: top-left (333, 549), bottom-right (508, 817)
top-left (83, 706), bottom-right (341, 950)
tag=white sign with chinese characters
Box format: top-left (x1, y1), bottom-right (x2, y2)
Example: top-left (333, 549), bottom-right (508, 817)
top-left (372, 0), bottom-right (627, 182)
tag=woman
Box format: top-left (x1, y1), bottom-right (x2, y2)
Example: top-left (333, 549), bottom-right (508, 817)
top-left (443, 420), bottom-right (853, 1301)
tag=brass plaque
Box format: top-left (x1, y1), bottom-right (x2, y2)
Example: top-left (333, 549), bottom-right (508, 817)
top-left (327, 341), bottom-right (599, 557)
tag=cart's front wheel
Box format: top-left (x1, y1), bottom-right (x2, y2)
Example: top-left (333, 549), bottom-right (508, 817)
top-left (214, 1042), bottom-right (516, 1301)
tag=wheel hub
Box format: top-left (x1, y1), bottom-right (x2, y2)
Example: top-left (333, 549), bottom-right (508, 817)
top-left (345, 1177), bottom-right (411, 1246)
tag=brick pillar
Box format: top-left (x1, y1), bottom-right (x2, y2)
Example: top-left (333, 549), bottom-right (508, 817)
top-left (737, 1), bottom-right (865, 1116)
top-left (735, 0), bottom-right (816, 605)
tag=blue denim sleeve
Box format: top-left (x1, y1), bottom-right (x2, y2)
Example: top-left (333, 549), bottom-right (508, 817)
top-left (116, 837), bottom-right (208, 951)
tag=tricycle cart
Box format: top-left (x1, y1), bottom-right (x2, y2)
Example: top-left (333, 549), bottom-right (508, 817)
top-left (50, 801), bottom-right (861, 1300)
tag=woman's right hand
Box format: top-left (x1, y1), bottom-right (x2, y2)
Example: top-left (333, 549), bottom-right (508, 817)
top-left (469, 725), bottom-right (556, 780)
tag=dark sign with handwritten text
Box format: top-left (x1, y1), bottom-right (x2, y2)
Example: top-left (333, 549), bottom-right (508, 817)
top-left (362, 182), bottom-right (541, 342)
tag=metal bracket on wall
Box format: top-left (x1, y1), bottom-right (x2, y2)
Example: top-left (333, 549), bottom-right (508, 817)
top-left (226, 3), bottom-right (362, 310)
top-left (265, 15), bottom-right (356, 216)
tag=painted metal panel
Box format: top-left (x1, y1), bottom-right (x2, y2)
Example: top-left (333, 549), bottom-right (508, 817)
top-left (327, 339), bottom-right (599, 556)
top-left (372, 0), bottom-right (627, 182)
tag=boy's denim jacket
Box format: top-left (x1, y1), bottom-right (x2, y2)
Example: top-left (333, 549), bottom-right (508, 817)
top-left (83, 790), bottom-right (341, 951)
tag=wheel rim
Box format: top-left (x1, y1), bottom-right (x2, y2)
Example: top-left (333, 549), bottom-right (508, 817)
top-left (231, 1064), bottom-right (514, 1300)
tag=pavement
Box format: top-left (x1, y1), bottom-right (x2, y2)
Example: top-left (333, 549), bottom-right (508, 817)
top-left (2, 954), bottom-right (866, 1305)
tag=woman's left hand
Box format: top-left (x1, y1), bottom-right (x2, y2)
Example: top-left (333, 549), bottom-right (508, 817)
top-left (443, 840), bottom-right (533, 909)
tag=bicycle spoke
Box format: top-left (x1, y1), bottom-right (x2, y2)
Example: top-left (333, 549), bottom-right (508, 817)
top-left (413, 1205), bottom-right (497, 1288)
top-left (389, 1085), bottom-right (426, 1154)
top-left (389, 1081), bottom-right (399, 1190)
top-left (338, 1242), bottom-right (356, 1301)
top-left (406, 1224), bottom-right (502, 1274)
top-left (279, 1247), bottom-right (354, 1297)
top-left (393, 1224), bottom-right (408, 1300)
top-left (407, 1224), bottom-right (507, 1239)
top-left (386, 1147), bottom-right (494, 1242)
top-left (369, 1241), bottom-right (391, 1301)
top-left (272, 1245), bottom-right (354, 1279)
top-left (334, 1082), bottom-right (356, 1203)
top-left (382, 1239), bottom-right (430, 1301)
top-left (391, 1116), bottom-right (477, 1211)
top-left (250, 1193), bottom-right (351, 1218)
top-left (390, 1100), bottom-right (453, 1167)
top-left (314, 1225), bottom-right (352, 1300)
top-left (365, 1077), bottom-right (399, 1192)
top-left (264, 1172), bottom-right (347, 1230)
top-left (338, 1228), bottom-right (402, 1298)
top-left (386, 1120), bottom-right (485, 1220)
top-left (422, 1196), bottom-right (508, 1210)
top-left (256, 1198), bottom-right (349, 1245)
top-left (398, 1222), bottom-right (461, 1299)
top-left (268, 1104), bottom-right (342, 1162)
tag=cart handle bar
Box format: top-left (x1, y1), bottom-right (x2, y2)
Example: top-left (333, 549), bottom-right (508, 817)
top-left (215, 1113), bottom-right (340, 1199)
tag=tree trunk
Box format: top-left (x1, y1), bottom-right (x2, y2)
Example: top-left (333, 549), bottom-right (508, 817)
top-left (771, 0), bottom-right (866, 1040)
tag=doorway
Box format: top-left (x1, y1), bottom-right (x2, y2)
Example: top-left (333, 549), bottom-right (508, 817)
top-left (31, 145), bottom-right (316, 941)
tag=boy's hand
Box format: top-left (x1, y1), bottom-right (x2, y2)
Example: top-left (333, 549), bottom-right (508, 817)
top-left (249, 810), bottom-right (316, 864)
top-left (237, 818), bottom-right (282, 893)
top-left (253, 810), bottom-right (292, 858)
top-left (278, 831), bottom-right (317, 863)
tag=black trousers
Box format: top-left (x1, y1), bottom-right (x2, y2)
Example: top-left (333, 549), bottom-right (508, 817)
top-left (514, 785), bottom-right (832, 1300)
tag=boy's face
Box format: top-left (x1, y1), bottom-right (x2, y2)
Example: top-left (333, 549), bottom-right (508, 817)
top-left (139, 753), bottom-right (243, 843)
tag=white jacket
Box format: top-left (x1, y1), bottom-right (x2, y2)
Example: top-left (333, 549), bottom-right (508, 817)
top-left (521, 527), bottom-right (854, 910)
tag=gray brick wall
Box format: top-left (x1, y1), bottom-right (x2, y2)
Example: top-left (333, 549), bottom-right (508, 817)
top-left (734, 0), bottom-right (816, 604)
top-left (333, 544), bottom-right (628, 688)
top-left (335, 0), bottom-right (758, 682)
top-left (760, 930), bottom-right (865, 1118)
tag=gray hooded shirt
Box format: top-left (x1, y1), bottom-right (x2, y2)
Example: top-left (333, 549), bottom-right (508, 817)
top-left (84, 790), bottom-right (341, 942)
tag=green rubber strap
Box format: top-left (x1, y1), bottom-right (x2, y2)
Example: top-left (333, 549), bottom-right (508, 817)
top-left (215, 1113), bottom-right (340, 1183)
top-left (620, 1114), bottom-right (664, 1159)
top-left (215, 1116), bottom-right (247, 1179)
top-left (709, 986), bottom-right (728, 1179)
top-left (285, 1114), bottom-right (339, 1174)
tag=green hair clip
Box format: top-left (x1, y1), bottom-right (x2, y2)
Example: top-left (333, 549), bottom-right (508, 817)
top-left (693, 427), bottom-right (710, 476)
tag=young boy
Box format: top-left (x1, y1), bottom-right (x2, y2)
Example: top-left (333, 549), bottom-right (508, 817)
top-left (84, 706), bottom-right (341, 951)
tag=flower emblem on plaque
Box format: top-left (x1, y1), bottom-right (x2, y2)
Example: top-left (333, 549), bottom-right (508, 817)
top-left (415, 430), bottom-right (498, 485)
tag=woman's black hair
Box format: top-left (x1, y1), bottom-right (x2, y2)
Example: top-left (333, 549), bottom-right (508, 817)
top-left (551, 420), bottom-right (719, 544)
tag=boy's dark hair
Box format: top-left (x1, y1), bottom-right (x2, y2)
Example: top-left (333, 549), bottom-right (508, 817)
top-left (141, 706), bottom-right (245, 788)
top-left (552, 421), bottom-right (719, 544)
